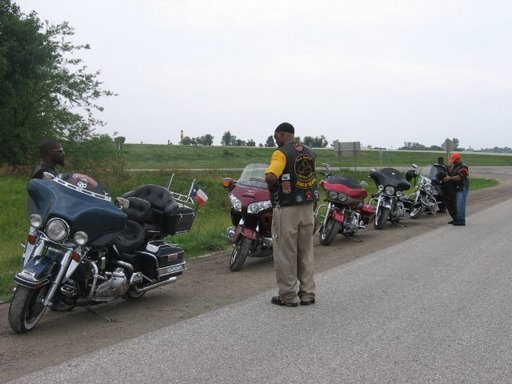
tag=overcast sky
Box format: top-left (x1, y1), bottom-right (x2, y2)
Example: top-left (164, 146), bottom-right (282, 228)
top-left (17, 0), bottom-right (512, 149)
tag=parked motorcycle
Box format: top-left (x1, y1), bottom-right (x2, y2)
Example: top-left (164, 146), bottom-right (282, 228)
top-left (405, 164), bottom-right (443, 219)
top-left (315, 163), bottom-right (375, 245)
top-left (368, 168), bottom-right (411, 230)
top-left (9, 172), bottom-right (195, 333)
top-left (222, 164), bottom-right (272, 271)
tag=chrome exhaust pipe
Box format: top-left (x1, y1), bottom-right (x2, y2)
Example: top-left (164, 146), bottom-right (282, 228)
top-left (138, 276), bottom-right (177, 293)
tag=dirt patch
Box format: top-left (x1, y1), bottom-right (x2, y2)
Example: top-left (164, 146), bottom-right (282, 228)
top-left (1, 167), bottom-right (511, 383)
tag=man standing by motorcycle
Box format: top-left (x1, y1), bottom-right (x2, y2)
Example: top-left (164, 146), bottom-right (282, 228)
top-left (265, 122), bottom-right (318, 307)
top-left (443, 152), bottom-right (469, 226)
top-left (32, 138), bottom-right (65, 179)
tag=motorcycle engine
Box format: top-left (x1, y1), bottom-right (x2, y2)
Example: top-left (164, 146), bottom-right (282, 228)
top-left (93, 268), bottom-right (129, 300)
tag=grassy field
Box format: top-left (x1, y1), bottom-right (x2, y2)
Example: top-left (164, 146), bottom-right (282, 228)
top-left (0, 145), bottom-right (505, 300)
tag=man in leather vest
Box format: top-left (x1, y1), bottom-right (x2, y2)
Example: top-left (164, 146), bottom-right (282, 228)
top-left (265, 122), bottom-right (319, 307)
top-left (443, 152), bottom-right (469, 226)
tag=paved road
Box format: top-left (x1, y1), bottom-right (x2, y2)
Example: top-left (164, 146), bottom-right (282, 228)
top-left (7, 194), bottom-right (512, 383)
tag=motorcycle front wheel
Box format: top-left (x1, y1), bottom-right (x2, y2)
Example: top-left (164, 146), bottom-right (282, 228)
top-left (410, 203), bottom-right (425, 219)
top-left (8, 284), bottom-right (49, 333)
top-left (374, 206), bottom-right (390, 230)
top-left (319, 217), bottom-right (341, 246)
top-left (229, 236), bottom-right (252, 272)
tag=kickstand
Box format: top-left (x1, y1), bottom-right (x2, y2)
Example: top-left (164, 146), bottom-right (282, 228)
top-left (85, 306), bottom-right (113, 322)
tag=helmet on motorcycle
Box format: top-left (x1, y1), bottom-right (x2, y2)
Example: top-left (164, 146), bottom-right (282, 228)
top-left (405, 169), bottom-right (416, 182)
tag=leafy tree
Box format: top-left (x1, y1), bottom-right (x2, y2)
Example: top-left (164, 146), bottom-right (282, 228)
top-left (246, 139), bottom-right (256, 147)
top-left (221, 131), bottom-right (236, 146)
top-left (0, 1), bottom-right (114, 165)
top-left (180, 136), bottom-right (195, 145)
top-left (234, 139), bottom-right (246, 146)
top-left (303, 135), bottom-right (328, 148)
top-left (196, 134), bottom-right (214, 145)
top-left (265, 135), bottom-right (275, 147)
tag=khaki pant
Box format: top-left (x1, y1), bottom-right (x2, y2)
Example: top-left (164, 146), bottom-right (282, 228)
top-left (272, 203), bottom-right (316, 303)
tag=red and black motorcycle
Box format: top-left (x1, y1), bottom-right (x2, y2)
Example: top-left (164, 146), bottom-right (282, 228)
top-left (315, 163), bottom-right (375, 245)
top-left (222, 164), bottom-right (273, 271)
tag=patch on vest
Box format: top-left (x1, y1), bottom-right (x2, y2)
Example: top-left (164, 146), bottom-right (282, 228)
top-left (294, 154), bottom-right (316, 189)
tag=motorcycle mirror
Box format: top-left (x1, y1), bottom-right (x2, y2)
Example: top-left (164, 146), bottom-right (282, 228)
top-left (412, 164), bottom-right (418, 168)
top-left (360, 180), bottom-right (368, 187)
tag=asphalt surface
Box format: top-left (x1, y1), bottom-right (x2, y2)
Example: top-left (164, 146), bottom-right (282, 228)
top-left (7, 191), bottom-right (512, 383)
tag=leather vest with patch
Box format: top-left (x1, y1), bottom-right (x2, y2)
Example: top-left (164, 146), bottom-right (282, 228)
top-left (271, 142), bottom-right (318, 207)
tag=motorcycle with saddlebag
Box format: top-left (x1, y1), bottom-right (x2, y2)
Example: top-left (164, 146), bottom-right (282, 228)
top-left (9, 172), bottom-right (196, 333)
top-left (315, 163), bottom-right (375, 245)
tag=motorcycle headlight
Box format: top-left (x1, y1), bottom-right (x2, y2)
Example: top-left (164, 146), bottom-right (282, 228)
top-left (29, 214), bottom-right (43, 229)
top-left (247, 200), bottom-right (272, 214)
top-left (378, 185), bottom-right (384, 192)
top-left (396, 191), bottom-right (404, 197)
top-left (384, 186), bottom-right (395, 196)
top-left (229, 193), bottom-right (242, 212)
top-left (327, 191), bottom-right (338, 200)
top-left (74, 231), bottom-right (89, 246)
top-left (45, 218), bottom-right (70, 242)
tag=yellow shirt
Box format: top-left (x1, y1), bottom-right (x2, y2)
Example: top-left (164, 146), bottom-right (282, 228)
top-left (265, 150), bottom-right (286, 177)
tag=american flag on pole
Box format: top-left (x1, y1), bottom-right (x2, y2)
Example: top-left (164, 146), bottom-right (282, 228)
top-left (189, 183), bottom-right (208, 207)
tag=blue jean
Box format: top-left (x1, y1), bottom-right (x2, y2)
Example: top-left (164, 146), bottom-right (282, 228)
top-left (456, 187), bottom-right (468, 223)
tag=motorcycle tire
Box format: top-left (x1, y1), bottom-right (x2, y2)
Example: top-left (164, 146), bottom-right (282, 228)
top-left (229, 236), bottom-right (252, 272)
top-left (410, 203), bottom-right (425, 219)
top-left (374, 206), bottom-right (390, 230)
top-left (8, 284), bottom-right (49, 333)
top-left (319, 217), bottom-right (341, 246)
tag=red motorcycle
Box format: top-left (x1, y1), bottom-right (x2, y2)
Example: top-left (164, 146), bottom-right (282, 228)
top-left (315, 163), bottom-right (375, 246)
top-left (222, 163), bottom-right (273, 271)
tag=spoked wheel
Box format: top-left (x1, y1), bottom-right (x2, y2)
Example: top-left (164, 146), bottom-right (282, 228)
top-left (319, 217), bottom-right (341, 246)
top-left (229, 236), bottom-right (252, 272)
top-left (8, 285), bottom-right (49, 333)
top-left (374, 206), bottom-right (390, 230)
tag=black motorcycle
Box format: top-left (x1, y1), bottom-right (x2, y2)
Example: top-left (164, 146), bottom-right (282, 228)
top-left (405, 164), bottom-right (444, 219)
top-left (8, 172), bottom-right (195, 333)
top-left (368, 168), bottom-right (411, 230)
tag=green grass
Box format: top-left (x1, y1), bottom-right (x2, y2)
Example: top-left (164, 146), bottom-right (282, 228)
top-left (0, 146), bottom-right (508, 300)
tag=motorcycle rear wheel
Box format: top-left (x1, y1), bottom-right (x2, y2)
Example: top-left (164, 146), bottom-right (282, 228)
top-left (374, 207), bottom-right (390, 230)
top-left (8, 285), bottom-right (49, 333)
top-left (123, 286), bottom-right (146, 300)
top-left (229, 236), bottom-right (252, 272)
top-left (319, 217), bottom-right (341, 246)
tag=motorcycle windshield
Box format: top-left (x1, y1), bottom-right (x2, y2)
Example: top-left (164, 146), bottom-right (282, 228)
top-left (237, 163), bottom-right (269, 190)
top-left (28, 177), bottom-right (127, 243)
top-left (429, 165), bottom-right (446, 182)
top-left (369, 168), bottom-right (411, 191)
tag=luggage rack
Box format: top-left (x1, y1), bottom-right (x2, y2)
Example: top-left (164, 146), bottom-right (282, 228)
top-left (166, 174), bottom-right (196, 206)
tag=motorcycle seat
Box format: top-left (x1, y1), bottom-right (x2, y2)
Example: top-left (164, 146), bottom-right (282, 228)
top-left (113, 220), bottom-right (146, 252)
top-left (125, 197), bottom-right (153, 223)
top-left (321, 179), bottom-right (367, 200)
top-left (123, 185), bottom-right (194, 236)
